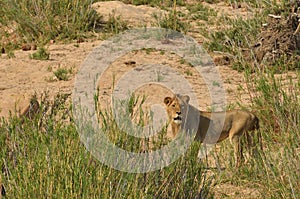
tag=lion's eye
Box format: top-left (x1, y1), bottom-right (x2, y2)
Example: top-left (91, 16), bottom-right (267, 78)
top-left (172, 104), bottom-right (176, 107)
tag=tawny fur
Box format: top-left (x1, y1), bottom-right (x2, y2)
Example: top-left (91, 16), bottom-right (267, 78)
top-left (164, 94), bottom-right (261, 167)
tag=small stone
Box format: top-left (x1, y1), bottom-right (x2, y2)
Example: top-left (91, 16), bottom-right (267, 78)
top-left (22, 44), bottom-right (31, 51)
top-left (124, 60), bottom-right (136, 65)
top-left (77, 38), bottom-right (85, 43)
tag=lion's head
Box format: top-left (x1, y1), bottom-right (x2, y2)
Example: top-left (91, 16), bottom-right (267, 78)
top-left (164, 94), bottom-right (190, 125)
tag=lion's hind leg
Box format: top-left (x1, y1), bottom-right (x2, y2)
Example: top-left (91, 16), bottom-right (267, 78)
top-left (244, 131), bottom-right (253, 163)
top-left (229, 128), bottom-right (244, 167)
top-left (245, 129), bottom-right (263, 163)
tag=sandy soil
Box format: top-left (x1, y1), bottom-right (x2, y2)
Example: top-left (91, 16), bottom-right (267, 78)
top-left (0, 37), bottom-right (249, 117)
top-left (0, 41), bottom-right (103, 117)
top-left (0, 0), bottom-right (250, 118)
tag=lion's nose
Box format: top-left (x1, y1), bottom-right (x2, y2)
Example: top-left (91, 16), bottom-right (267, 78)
top-left (176, 111), bottom-right (181, 115)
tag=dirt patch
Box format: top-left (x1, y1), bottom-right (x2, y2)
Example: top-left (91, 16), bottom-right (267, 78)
top-left (213, 183), bottom-right (261, 199)
top-left (92, 1), bottom-right (167, 27)
top-left (97, 50), bottom-right (211, 110)
top-left (0, 40), bottom-right (102, 117)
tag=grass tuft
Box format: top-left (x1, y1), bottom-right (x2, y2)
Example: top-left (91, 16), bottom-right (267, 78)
top-left (30, 47), bottom-right (50, 60)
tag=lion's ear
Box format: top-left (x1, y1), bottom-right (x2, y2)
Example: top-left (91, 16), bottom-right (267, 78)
top-left (164, 97), bottom-right (172, 106)
top-left (182, 95), bottom-right (190, 104)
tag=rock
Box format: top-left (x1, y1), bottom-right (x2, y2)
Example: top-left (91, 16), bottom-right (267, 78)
top-left (77, 38), bottom-right (85, 43)
top-left (21, 44), bottom-right (31, 51)
top-left (213, 55), bottom-right (231, 66)
top-left (22, 43), bottom-right (37, 51)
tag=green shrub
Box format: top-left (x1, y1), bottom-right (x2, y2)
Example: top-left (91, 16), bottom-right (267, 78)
top-left (30, 47), bottom-right (50, 60)
top-left (53, 67), bottom-right (73, 81)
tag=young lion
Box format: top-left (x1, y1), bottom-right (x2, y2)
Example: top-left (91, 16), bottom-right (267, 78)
top-left (164, 94), bottom-right (260, 167)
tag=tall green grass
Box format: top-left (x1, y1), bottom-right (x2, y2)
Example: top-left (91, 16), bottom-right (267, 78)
top-left (215, 70), bottom-right (300, 198)
top-left (0, 0), bottom-right (100, 45)
top-left (0, 93), bottom-right (212, 198)
top-left (250, 71), bottom-right (299, 198)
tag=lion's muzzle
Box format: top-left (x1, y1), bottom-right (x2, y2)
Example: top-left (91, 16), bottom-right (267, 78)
top-left (173, 112), bottom-right (182, 124)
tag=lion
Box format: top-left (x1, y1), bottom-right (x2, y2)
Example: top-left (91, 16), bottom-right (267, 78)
top-left (164, 94), bottom-right (260, 167)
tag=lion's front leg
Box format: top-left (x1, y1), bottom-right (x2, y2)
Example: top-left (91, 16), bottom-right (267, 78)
top-left (171, 123), bottom-right (180, 139)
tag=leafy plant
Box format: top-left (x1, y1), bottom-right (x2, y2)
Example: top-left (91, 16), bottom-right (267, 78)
top-left (53, 67), bottom-right (73, 81)
top-left (30, 47), bottom-right (50, 60)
